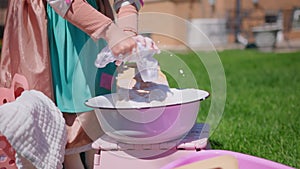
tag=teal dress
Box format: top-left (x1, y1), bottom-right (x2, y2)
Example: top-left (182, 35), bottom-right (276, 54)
top-left (47, 0), bottom-right (116, 113)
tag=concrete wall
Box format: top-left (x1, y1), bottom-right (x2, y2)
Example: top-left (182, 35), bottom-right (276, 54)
top-left (140, 0), bottom-right (300, 47)
top-left (0, 0), bottom-right (299, 46)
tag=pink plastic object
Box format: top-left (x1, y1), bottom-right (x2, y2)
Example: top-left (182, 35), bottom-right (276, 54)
top-left (92, 123), bottom-right (210, 169)
top-left (0, 74), bottom-right (29, 169)
top-left (160, 150), bottom-right (295, 169)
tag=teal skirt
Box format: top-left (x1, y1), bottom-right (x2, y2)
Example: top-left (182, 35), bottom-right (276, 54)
top-left (47, 0), bottom-right (116, 113)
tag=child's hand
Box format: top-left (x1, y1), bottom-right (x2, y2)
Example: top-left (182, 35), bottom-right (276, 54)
top-left (101, 23), bottom-right (137, 65)
top-left (111, 37), bottom-right (136, 58)
top-left (133, 35), bottom-right (160, 52)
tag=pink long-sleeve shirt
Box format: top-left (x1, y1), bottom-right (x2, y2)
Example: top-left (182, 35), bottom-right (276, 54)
top-left (48, 0), bottom-right (143, 40)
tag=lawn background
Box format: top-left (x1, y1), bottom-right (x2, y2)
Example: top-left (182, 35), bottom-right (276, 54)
top-left (163, 49), bottom-right (300, 168)
top-left (0, 46), bottom-right (298, 168)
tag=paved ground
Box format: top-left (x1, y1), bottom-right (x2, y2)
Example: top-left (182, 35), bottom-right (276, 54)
top-left (274, 39), bottom-right (300, 53)
top-left (158, 39), bottom-right (300, 53)
top-left (218, 39), bottom-right (300, 53)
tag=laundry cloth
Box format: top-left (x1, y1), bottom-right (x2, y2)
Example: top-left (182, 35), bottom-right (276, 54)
top-left (95, 36), bottom-right (160, 82)
top-left (0, 90), bottom-right (67, 169)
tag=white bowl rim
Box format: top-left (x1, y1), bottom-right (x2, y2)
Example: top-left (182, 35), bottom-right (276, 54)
top-left (85, 88), bottom-right (210, 110)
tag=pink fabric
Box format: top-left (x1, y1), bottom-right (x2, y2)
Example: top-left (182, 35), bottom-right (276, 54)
top-left (113, 0), bottom-right (144, 11)
top-left (117, 4), bottom-right (138, 36)
top-left (118, 4), bottom-right (138, 18)
top-left (100, 73), bottom-right (114, 90)
top-left (63, 0), bottom-right (114, 41)
top-left (139, 0), bottom-right (144, 6)
top-left (0, 135), bottom-right (17, 168)
top-left (0, 0), bottom-right (54, 100)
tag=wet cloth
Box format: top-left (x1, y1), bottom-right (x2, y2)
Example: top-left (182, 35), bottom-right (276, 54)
top-left (95, 36), bottom-right (160, 82)
top-left (0, 90), bottom-right (67, 169)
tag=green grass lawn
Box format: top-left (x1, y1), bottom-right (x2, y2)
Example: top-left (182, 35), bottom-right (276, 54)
top-left (1, 45), bottom-right (298, 167)
top-left (164, 49), bottom-right (300, 168)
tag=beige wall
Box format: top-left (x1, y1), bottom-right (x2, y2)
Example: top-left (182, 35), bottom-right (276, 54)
top-left (139, 1), bottom-right (188, 47)
top-left (140, 0), bottom-right (300, 46)
top-left (1, 0), bottom-right (299, 45)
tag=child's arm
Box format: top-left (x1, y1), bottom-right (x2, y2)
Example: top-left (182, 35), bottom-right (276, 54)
top-left (117, 4), bottom-right (138, 37)
top-left (48, 0), bottom-right (137, 57)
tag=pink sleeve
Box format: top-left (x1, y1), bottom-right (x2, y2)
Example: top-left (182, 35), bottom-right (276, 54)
top-left (47, 0), bottom-right (72, 16)
top-left (117, 4), bottom-right (138, 36)
top-left (114, 0), bottom-right (144, 11)
top-left (63, 0), bottom-right (113, 40)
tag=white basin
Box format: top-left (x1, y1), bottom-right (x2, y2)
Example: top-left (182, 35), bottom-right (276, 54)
top-left (85, 88), bottom-right (209, 144)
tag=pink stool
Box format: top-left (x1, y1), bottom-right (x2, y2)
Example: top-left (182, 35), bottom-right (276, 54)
top-left (0, 74), bottom-right (29, 169)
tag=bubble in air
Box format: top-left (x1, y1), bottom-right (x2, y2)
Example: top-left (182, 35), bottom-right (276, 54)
top-left (179, 69), bottom-right (185, 77)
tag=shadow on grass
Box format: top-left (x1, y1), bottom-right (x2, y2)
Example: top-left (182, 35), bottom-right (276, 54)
top-left (209, 139), bottom-right (224, 149)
